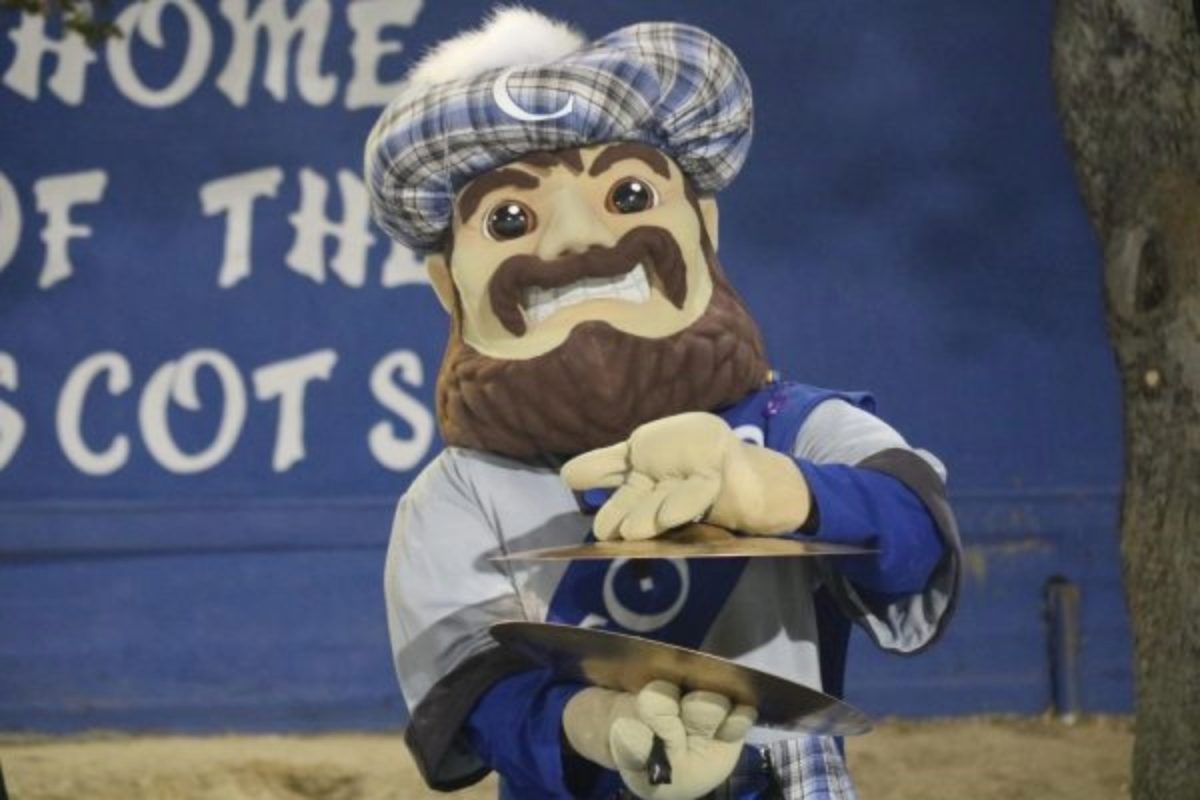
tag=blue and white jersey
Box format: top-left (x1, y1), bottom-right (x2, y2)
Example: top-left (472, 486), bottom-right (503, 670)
top-left (383, 381), bottom-right (960, 790)
top-left (539, 384), bottom-right (873, 654)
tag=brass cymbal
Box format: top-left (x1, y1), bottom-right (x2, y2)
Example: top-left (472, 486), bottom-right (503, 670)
top-left (493, 523), bottom-right (875, 562)
top-left (490, 621), bottom-right (871, 737)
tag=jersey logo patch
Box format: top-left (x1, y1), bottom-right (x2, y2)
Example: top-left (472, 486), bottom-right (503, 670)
top-left (602, 558), bottom-right (690, 632)
top-left (732, 423), bottom-right (765, 446)
top-left (546, 553), bottom-right (747, 648)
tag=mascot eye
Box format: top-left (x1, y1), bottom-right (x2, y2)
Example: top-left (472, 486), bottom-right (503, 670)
top-left (606, 178), bottom-right (657, 214)
top-left (485, 201), bottom-right (536, 240)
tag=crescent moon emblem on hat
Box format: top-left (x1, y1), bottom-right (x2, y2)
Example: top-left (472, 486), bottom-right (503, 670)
top-left (492, 66), bottom-right (574, 122)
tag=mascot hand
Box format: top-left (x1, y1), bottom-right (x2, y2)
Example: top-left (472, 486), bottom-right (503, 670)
top-left (561, 412), bottom-right (811, 539)
top-left (610, 680), bottom-right (755, 800)
top-left (562, 681), bottom-right (756, 800)
top-left (562, 685), bottom-right (637, 771)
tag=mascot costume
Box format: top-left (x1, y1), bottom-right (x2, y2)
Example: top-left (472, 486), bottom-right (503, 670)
top-left (365, 9), bottom-right (961, 799)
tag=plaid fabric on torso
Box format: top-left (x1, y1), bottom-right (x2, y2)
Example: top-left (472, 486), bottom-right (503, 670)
top-left (762, 737), bottom-right (858, 800)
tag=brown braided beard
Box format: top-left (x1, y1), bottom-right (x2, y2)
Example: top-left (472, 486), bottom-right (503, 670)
top-left (435, 227), bottom-right (770, 460)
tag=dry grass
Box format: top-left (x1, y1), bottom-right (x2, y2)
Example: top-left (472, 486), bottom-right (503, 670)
top-left (0, 716), bottom-right (1132, 800)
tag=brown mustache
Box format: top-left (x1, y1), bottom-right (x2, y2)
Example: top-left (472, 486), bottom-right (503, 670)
top-left (487, 226), bottom-right (689, 336)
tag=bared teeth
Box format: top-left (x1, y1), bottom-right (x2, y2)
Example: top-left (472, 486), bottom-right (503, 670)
top-left (520, 264), bottom-right (651, 324)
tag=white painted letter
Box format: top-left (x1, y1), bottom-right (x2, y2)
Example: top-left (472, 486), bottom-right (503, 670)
top-left (56, 351), bottom-right (132, 476)
top-left (380, 242), bottom-right (430, 288)
top-left (108, 0), bottom-right (213, 108)
top-left (0, 352), bottom-right (25, 470)
top-left (252, 349), bottom-right (337, 472)
top-left (2, 13), bottom-right (95, 104)
top-left (216, 0), bottom-right (337, 107)
top-left (345, 0), bottom-right (423, 109)
top-left (199, 167), bottom-right (285, 288)
top-left (139, 349), bottom-right (246, 474)
top-left (368, 350), bottom-right (433, 471)
top-left (35, 170), bottom-right (107, 290)
top-left (286, 168), bottom-right (376, 287)
top-left (0, 170), bottom-right (20, 273)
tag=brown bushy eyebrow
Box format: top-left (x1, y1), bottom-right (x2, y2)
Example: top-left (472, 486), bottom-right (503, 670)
top-left (518, 149), bottom-right (584, 174)
top-left (457, 168), bottom-right (540, 223)
top-left (588, 143), bottom-right (671, 181)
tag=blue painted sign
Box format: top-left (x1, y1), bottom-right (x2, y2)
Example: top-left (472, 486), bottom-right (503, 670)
top-left (0, 1), bottom-right (1131, 731)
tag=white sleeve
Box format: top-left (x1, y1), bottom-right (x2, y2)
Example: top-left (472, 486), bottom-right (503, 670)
top-left (794, 398), bottom-right (948, 481)
top-left (384, 449), bottom-right (524, 710)
top-left (383, 449), bottom-right (537, 788)
top-left (793, 398), bottom-right (962, 654)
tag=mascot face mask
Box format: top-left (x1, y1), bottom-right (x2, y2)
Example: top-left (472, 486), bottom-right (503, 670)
top-left (365, 11), bottom-right (771, 457)
top-left (428, 146), bottom-right (769, 459)
top-left (429, 143), bottom-right (717, 360)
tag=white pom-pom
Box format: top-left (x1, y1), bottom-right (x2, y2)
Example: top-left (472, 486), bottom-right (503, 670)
top-left (405, 6), bottom-right (587, 89)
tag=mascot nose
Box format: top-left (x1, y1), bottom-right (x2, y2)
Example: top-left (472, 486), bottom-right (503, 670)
top-left (536, 186), bottom-right (618, 259)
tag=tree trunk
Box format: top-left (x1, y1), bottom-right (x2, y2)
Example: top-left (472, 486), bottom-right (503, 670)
top-left (1053, 2), bottom-right (1200, 797)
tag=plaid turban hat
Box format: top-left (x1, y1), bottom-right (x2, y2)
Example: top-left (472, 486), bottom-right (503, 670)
top-left (364, 8), bottom-right (754, 252)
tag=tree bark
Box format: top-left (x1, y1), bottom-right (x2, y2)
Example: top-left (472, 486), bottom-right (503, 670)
top-left (1053, 2), bottom-right (1200, 797)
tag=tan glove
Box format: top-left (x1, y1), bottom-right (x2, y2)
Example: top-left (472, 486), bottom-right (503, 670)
top-left (561, 685), bottom-right (637, 771)
top-left (562, 679), bottom-right (756, 800)
top-left (561, 412), bottom-right (812, 540)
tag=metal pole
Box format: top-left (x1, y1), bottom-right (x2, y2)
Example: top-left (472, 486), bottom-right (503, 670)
top-left (1044, 574), bottom-right (1082, 722)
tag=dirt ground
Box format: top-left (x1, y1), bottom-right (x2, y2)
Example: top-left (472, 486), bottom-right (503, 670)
top-left (0, 716), bottom-right (1131, 800)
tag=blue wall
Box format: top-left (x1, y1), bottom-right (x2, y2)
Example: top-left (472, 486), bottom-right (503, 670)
top-left (0, 1), bottom-right (1129, 732)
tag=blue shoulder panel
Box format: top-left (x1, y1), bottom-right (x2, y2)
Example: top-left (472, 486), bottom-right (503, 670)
top-left (760, 380), bottom-right (874, 455)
